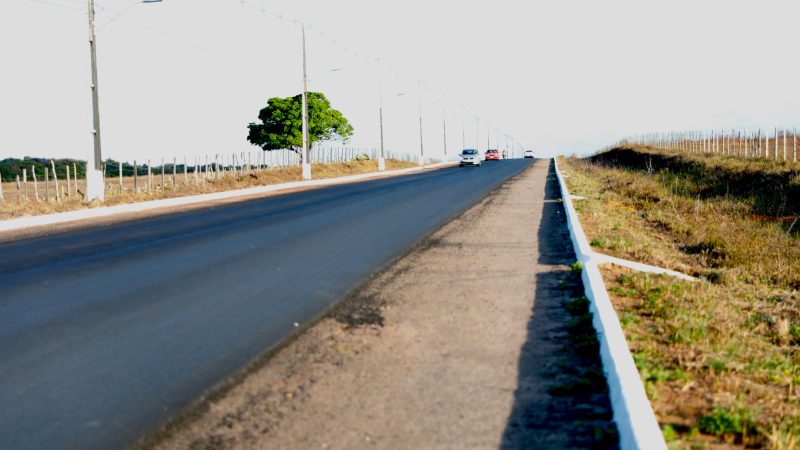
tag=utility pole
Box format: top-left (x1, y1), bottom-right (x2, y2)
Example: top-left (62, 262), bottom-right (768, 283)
top-left (442, 104), bottom-right (447, 162)
top-left (87, 0), bottom-right (104, 200)
top-left (377, 58), bottom-right (385, 171)
top-left (475, 118), bottom-right (479, 150)
top-left (418, 80), bottom-right (424, 166)
top-left (461, 115), bottom-right (465, 150)
top-left (300, 23), bottom-right (311, 180)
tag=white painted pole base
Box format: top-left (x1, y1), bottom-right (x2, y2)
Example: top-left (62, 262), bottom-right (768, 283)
top-left (378, 157), bottom-right (386, 172)
top-left (85, 167), bottom-right (105, 201)
top-left (301, 163), bottom-right (312, 180)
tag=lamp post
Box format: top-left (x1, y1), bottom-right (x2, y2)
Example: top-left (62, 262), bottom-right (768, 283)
top-left (461, 115), bottom-right (465, 150)
top-left (442, 104), bottom-right (447, 163)
top-left (86, 0), bottom-right (161, 201)
top-left (417, 80), bottom-right (424, 166)
top-left (377, 58), bottom-right (385, 171)
top-left (300, 23), bottom-right (311, 180)
top-left (475, 118), bottom-right (479, 151)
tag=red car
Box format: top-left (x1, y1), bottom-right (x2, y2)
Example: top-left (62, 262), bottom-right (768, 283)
top-left (485, 149), bottom-right (500, 161)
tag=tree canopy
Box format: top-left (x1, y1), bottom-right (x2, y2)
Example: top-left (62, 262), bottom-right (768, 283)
top-left (247, 92), bottom-right (354, 158)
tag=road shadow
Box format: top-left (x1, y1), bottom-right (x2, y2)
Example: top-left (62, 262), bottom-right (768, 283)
top-left (500, 159), bottom-right (618, 449)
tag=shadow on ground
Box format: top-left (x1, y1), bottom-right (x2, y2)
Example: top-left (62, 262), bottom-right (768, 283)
top-left (500, 159), bottom-right (619, 449)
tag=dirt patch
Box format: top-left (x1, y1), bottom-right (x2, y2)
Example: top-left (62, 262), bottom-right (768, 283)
top-left (145, 159), bottom-right (616, 450)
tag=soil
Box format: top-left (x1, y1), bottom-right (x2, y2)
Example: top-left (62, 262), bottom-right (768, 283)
top-left (146, 159), bottom-right (617, 450)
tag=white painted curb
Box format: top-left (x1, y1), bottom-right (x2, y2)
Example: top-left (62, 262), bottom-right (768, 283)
top-left (0, 163), bottom-right (451, 233)
top-left (553, 158), bottom-right (667, 450)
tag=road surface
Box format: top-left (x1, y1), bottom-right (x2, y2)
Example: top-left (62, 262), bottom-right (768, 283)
top-left (0, 160), bottom-right (531, 450)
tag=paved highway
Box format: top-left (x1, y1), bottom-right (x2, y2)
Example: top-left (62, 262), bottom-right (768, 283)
top-left (0, 159), bottom-right (532, 450)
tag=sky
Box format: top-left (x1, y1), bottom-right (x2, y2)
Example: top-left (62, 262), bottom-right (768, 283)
top-left (2, 0), bottom-right (800, 163)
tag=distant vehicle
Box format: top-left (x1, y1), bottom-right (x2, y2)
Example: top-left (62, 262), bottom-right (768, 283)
top-left (459, 149), bottom-right (482, 167)
top-left (524, 149), bottom-right (535, 159)
top-left (485, 149), bottom-right (500, 161)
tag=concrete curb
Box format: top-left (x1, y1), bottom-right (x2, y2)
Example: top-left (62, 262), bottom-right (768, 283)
top-left (553, 158), bottom-right (667, 450)
top-left (597, 254), bottom-right (698, 282)
top-left (0, 163), bottom-right (451, 233)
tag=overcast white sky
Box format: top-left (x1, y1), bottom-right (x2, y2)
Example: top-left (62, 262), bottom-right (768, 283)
top-left (2, 0), bottom-right (800, 162)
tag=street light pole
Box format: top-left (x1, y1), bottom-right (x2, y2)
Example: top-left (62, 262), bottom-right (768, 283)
top-left (475, 118), bottom-right (479, 151)
top-left (461, 115), bottom-right (465, 150)
top-left (86, 0), bottom-right (161, 201)
top-left (442, 104), bottom-right (447, 162)
top-left (87, 0), bottom-right (104, 200)
top-left (300, 23), bottom-right (311, 180)
top-left (417, 80), bottom-right (424, 166)
top-left (377, 58), bottom-right (385, 171)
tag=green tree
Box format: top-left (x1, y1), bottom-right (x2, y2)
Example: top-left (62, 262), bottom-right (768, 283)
top-left (247, 92), bottom-right (354, 161)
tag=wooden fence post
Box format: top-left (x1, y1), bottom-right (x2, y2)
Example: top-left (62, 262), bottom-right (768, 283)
top-left (147, 160), bottom-right (152, 193)
top-left (133, 160), bottom-right (138, 192)
top-left (51, 160), bottom-right (60, 201)
top-left (23, 169), bottom-right (28, 201)
top-left (183, 157), bottom-right (188, 185)
top-left (161, 158), bottom-right (165, 189)
top-left (73, 162), bottom-right (78, 196)
top-left (16, 175), bottom-right (21, 202)
top-left (172, 157), bottom-right (177, 188)
top-left (66, 164), bottom-right (71, 197)
top-left (45, 167), bottom-right (50, 202)
top-left (783, 128), bottom-right (787, 161)
top-left (118, 160), bottom-right (124, 193)
top-left (32, 166), bottom-right (39, 201)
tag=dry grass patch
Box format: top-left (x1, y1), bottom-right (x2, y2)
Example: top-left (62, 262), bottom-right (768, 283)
top-left (0, 159), bottom-right (418, 220)
top-left (560, 147), bottom-right (800, 449)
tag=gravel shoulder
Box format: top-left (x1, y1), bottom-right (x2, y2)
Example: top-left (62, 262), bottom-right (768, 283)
top-left (147, 159), bottom-right (616, 450)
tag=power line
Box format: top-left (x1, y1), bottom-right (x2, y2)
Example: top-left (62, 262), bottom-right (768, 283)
top-left (20, 0), bottom-right (85, 12)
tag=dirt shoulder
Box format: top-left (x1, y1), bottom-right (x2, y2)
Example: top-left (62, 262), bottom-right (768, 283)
top-left (146, 159), bottom-right (616, 450)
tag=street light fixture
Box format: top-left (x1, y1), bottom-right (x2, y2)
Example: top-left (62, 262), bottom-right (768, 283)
top-left (86, 0), bottom-right (162, 201)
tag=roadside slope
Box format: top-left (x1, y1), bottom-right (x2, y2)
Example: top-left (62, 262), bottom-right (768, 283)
top-left (152, 159), bottom-right (617, 450)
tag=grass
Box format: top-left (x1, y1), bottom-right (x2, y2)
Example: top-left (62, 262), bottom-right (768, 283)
top-left (561, 145), bottom-right (800, 449)
top-left (0, 159), bottom-right (418, 220)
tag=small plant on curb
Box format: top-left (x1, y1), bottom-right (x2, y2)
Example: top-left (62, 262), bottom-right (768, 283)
top-left (571, 261), bottom-right (584, 274)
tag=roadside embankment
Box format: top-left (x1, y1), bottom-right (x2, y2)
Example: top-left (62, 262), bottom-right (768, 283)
top-left (145, 158), bottom-right (617, 450)
top-left (560, 146), bottom-right (800, 449)
top-left (0, 159), bottom-right (418, 221)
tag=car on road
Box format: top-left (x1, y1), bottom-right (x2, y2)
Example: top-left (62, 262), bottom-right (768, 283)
top-left (459, 149), bottom-right (482, 167)
top-left (485, 149), bottom-right (501, 161)
top-left (524, 149), bottom-right (535, 158)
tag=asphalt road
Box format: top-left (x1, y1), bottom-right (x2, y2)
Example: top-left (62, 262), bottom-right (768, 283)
top-left (0, 159), bottom-right (532, 450)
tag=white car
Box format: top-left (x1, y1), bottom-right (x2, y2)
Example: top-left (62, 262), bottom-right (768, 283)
top-left (459, 149), bottom-right (482, 167)
top-left (524, 149), bottom-right (535, 159)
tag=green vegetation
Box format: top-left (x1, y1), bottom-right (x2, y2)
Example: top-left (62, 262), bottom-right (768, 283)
top-left (247, 92), bottom-right (354, 159)
top-left (0, 157), bottom-right (86, 182)
top-left (561, 145), bottom-right (800, 449)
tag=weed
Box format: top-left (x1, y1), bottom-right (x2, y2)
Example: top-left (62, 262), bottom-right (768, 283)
top-left (662, 424), bottom-right (678, 442)
top-left (698, 405), bottom-right (758, 443)
top-left (590, 237), bottom-right (608, 248)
